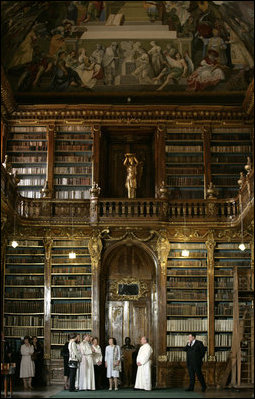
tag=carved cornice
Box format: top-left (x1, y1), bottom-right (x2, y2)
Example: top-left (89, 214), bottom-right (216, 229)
top-left (6, 104), bottom-right (251, 124)
top-left (1, 65), bottom-right (16, 116)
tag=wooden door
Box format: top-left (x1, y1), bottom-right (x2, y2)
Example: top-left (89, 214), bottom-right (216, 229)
top-left (105, 298), bottom-right (151, 348)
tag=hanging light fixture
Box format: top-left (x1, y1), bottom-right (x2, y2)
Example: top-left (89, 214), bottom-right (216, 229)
top-left (68, 207), bottom-right (76, 259)
top-left (239, 196), bottom-right (246, 251)
top-left (11, 211), bottom-right (18, 248)
top-left (181, 207), bottom-right (189, 257)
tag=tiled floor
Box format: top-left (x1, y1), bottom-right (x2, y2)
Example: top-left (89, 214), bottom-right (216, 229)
top-left (1, 386), bottom-right (254, 398)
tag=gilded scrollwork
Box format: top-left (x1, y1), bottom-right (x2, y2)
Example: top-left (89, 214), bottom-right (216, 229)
top-left (155, 232), bottom-right (170, 277)
top-left (109, 278), bottom-right (149, 301)
top-left (88, 230), bottom-right (104, 272)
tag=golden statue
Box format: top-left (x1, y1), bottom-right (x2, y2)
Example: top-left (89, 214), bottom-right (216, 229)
top-left (123, 153), bottom-right (140, 199)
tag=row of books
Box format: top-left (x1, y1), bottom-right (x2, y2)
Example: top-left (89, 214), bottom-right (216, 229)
top-left (168, 281), bottom-right (207, 288)
top-left (54, 240), bottom-right (88, 247)
top-left (10, 134), bottom-right (46, 140)
top-left (167, 351), bottom-right (208, 362)
top-left (165, 146), bottom-right (203, 152)
top-left (211, 145), bottom-right (251, 153)
top-left (57, 134), bottom-right (92, 140)
top-left (10, 126), bottom-right (47, 133)
top-left (55, 144), bottom-right (92, 151)
top-left (215, 351), bottom-right (229, 362)
top-left (8, 241), bottom-right (43, 247)
top-left (10, 156), bottom-right (46, 163)
top-left (53, 258), bottom-right (90, 264)
top-left (167, 318), bottom-right (207, 331)
top-left (215, 260), bottom-right (250, 266)
top-left (5, 288), bottom-right (44, 299)
top-left (211, 134), bottom-right (251, 140)
top-left (214, 270), bottom-right (233, 276)
top-left (215, 304), bottom-right (233, 316)
top-left (13, 167), bottom-right (46, 175)
top-left (55, 190), bottom-right (91, 199)
top-left (52, 288), bottom-right (91, 298)
top-left (19, 191), bottom-right (43, 198)
top-left (6, 257), bottom-right (44, 263)
top-left (52, 332), bottom-right (88, 345)
top-left (52, 276), bottom-right (91, 285)
top-left (6, 248), bottom-right (44, 254)
top-left (167, 304), bottom-right (207, 316)
top-left (5, 327), bottom-right (44, 337)
top-left (8, 143), bottom-right (47, 151)
top-left (6, 276), bottom-right (44, 285)
top-left (6, 266), bottom-right (44, 274)
top-left (52, 318), bottom-right (92, 329)
top-left (213, 177), bottom-right (240, 186)
top-left (166, 155), bottom-right (203, 163)
top-left (168, 260), bottom-right (207, 267)
top-left (167, 292), bottom-right (206, 301)
top-left (4, 315), bottom-right (44, 326)
top-left (215, 319), bottom-right (233, 331)
top-left (215, 278), bottom-right (233, 288)
top-left (167, 335), bottom-right (207, 347)
top-left (215, 334), bottom-right (232, 347)
top-left (53, 248), bottom-right (89, 255)
top-left (52, 266), bottom-right (91, 274)
top-left (18, 179), bottom-right (45, 186)
top-left (167, 270), bottom-right (206, 276)
top-left (56, 126), bottom-right (92, 132)
top-left (170, 251), bottom-right (206, 258)
top-left (171, 244), bottom-right (206, 249)
top-left (4, 302), bottom-right (44, 313)
top-left (166, 167), bottom-right (203, 175)
top-left (166, 134), bottom-right (202, 141)
top-left (54, 166), bottom-right (92, 174)
top-left (215, 293), bottom-right (233, 301)
top-left (54, 177), bottom-right (91, 185)
top-left (51, 302), bottom-right (91, 313)
top-left (211, 155), bottom-right (247, 163)
top-left (55, 155), bottom-right (92, 162)
top-left (167, 177), bottom-right (203, 186)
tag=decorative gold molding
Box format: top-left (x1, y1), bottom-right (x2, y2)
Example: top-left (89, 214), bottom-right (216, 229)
top-left (158, 355), bottom-right (168, 362)
top-left (109, 278), bottom-right (149, 301)
top-left (1, 65), bottom-right (16, 115)
top-left (243, 79), bottom-right (254, 116)
top-left (6, 104), bottom-right (251, 123)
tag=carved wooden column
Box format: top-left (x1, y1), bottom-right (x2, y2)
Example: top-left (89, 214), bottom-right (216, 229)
top-left (202, 126), bottom-right (212, 200)
top-left (43, 237), bottom-right (53, 385)
top-left (90, 183), bottom-right (101, 225)
top-left (1, 120), bottom-right (8, 163)
top-left (155, 231), bottom-right (170, 387)
top-left (250, 221), bottom-right (254, 383)
top-left (88, 232), bottom-right (103, 340)
top-left (155, 125), bottom-right (166, 199)
top-left (42, 124), bottom-right (55, 199)
top-left (1, 236), bottom-right (7, 335)
top-left (205, 231), bottom-right (216, 385)
top-left (92, 125), bottom-right (101, 185)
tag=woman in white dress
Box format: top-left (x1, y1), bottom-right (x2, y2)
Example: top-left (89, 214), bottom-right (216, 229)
top-left (92, 337), bottom-right (103, 389)
top-left (79, 334), bottom-right (95, 390)
top-left (20, 336), bottom-right (35, 390)
top-left (105, 337), bottom-right (121, 391)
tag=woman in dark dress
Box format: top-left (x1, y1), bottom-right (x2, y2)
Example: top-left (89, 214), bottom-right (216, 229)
top-left (61, 336), bottom-right (70, 390)
top-left (31, 336), bottom-right (44, 387)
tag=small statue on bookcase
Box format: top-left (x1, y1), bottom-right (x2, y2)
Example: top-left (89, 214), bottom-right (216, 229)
top-left (2, 155), bottom-right (12, 174)
top-left (90, 182), bottom-right (101, 199)
top-left (237, 172), bottom-right (246, 189)
top-left (244, 156), bottom-right (252, 175)
top-left (40, 180), bottom-right (50, 198)
top-left (207, 182), bottom-right (218, 199)
top-left (123, 153), bottom-right (142, 199)
top-left (159, 180), bottom-right (168, 199)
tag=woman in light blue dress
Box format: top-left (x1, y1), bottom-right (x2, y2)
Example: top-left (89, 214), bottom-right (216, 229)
top-left (105, 337), bottom-right (121, 391)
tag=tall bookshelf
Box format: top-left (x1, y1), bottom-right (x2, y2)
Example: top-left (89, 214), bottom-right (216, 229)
top-left (165, 128), bottom-right (204, 200)
top-left (6, 126), bottom-right (47, 198)
top-left (166, 243), bottom-right (208, 363)
top-left (211, 127), bottom-right (252, 198)
top-left (214, 242), bottom-right (251, 363)
top-left (4, 240), bottom-right (45, 353)
top-left (50, 239), bottom-right (92, 368)
top-left (54, 125), bottom-right (93, 199)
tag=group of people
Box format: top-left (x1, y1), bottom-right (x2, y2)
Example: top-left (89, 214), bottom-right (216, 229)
top-left (63, 334), bottom-right (153, 392)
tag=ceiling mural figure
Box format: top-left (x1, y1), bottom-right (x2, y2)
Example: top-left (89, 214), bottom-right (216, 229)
top-left (1, 1), bottom-right (253, 95)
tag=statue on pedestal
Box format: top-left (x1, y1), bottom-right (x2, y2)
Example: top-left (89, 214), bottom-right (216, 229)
top-left (123, 153), bottom-right (141, 199)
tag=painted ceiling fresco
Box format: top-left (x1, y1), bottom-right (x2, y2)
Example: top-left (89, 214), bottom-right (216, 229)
top-left (1, 1), bottom-right (254, 97)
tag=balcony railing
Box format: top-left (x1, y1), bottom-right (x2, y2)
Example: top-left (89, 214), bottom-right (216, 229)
top-left (1, 164), bottom-right (253, 225)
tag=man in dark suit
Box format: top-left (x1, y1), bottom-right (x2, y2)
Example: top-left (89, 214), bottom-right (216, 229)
top-left (184, 333), bottom-right (207, 392)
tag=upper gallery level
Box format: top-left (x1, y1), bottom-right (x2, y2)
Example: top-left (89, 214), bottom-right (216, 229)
top-left (1, 118), bottom-right (253, 228)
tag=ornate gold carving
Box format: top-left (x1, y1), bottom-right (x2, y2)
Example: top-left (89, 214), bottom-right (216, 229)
top-left (109, 278), bottom-right (149, 301)
top-left (88, 231), bottom-right (103, 272)
top-left (158, 355), bottom-right (168, 362)
top-left (205, 231), bottom-right (216, 264)
top-left (207, 201), bottom-right (217, 216)
top-left (208, 355), bottom-right (217, 362)
top-left (43, 238), bottom-right (53, 262)
top-left (155, 232), bottom-right (170, 277)
top-left (105, 228), bottom-right (155, 242)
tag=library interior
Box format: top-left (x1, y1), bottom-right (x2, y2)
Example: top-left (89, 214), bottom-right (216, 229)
top-left (1, 1), bottom-right (254, 398)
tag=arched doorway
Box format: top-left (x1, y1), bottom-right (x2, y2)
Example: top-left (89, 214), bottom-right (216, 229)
top-left (100, 240), bottom-right (157, 383)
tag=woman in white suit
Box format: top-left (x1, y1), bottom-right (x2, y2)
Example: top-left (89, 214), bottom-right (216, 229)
top-left (105, 337), bottom-right (121, 391)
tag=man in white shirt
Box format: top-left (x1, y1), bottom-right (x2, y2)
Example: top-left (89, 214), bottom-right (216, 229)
top-left (134, 336), bottom-right (153, 391)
